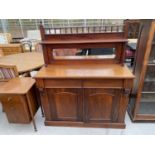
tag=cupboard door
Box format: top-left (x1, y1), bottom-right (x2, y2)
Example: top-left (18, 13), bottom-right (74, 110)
top-left (84, 88), bottom-right (121, 123)
top-left (138, 30), bottom-right (155, 116)
top-left (0, 95), bottom-right (31, 123)
top-left (46, 88), bottom-right (83, 121)
top-left (139, 64), bottom-right (155, 115)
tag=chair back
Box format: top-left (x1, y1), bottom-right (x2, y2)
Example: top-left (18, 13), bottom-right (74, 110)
top-left (0, 33), bottom-right (12, 44)
top-left (0, 64), bottom-right (19, 82)
top-left (35, 43), bottom-right (43, 53)
top-left (0, 49), bottom-right (4, 57)
top-left (0, 44), bottom-right (23, 56)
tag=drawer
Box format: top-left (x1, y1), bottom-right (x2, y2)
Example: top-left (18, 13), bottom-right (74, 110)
top-left (44, 79), bottom-right (82, 88)
top-left (83, 79), bottom-right (123, 88)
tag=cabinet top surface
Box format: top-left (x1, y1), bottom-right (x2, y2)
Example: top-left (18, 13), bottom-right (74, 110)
top-left (35, 64), bottom-right (134, 79)
top-left (0, 77), bottom-right (35, 94)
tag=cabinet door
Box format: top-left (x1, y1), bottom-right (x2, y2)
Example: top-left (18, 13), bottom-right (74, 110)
top-left (46, 88), bottom-right (83, 121)
top-left (138, 37), bottom-right (155, 115)
top-left (138, 65), bottom-right (155, 115)
top-left (0, 94), bottom-right (31, 123)
top-left (84, 88), bottom-right (121, 123)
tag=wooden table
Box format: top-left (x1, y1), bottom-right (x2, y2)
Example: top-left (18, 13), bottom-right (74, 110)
top-left (0, 52), bottom-right (44, 74)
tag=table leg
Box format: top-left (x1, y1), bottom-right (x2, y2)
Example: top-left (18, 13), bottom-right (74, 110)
top-left (26, 93), bottom-right (37, 132)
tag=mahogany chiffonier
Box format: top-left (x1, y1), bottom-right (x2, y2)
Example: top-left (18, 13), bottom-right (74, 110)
top-left (35, 21), bottom-right (134, 129)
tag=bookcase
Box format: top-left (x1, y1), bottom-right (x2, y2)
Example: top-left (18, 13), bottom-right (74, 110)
top-left (128, 19), bottom-right (155, 121)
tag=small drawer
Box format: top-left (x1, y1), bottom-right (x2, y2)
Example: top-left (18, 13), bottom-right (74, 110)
top-left (44, 79), bottom-right (82, 88)
top-left (83, 79), bottom-right (123, 88)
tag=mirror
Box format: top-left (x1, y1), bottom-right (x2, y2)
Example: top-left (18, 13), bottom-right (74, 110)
top-left (52, 48), bottom-right (116, 59)
top-left (149, 46), bottom-right (155, 63)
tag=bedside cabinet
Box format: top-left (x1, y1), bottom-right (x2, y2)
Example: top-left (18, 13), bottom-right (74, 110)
top-left (0, 78), bottom-right (39, 131)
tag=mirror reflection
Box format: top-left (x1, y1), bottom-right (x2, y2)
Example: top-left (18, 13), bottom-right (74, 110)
top-left (149, 46), bottom-right (155, 63)
top-left (53, 48), bottom-right (116, 59)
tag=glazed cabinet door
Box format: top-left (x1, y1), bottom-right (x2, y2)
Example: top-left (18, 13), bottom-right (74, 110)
top-left (84, 88), bottom-right (122, 123)
top-left (45, 88), bottom-right (83, 121)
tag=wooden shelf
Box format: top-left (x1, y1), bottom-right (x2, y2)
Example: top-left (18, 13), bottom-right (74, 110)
top-left (41, 39), bottom-right (128, 45)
